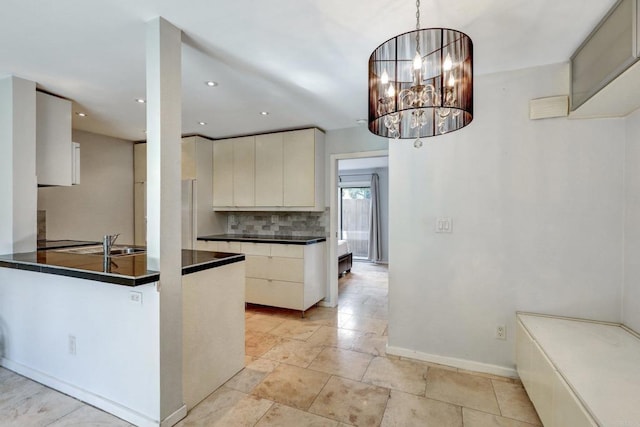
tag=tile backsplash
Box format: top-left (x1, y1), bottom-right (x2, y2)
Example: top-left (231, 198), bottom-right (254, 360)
top-left (227, 210), bottom-right (328, 237)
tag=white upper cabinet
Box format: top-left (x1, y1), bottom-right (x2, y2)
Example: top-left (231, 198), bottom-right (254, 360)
top-left (213, 139), bottom-right (234, 207)
top-left (232, 136), bottom-right (256, 207)
top-left (133, 143), bottom-right (146, 183)
top-left (255, 133), bottom-right (284, 207)
top-left (36, 91), bottom-right (74, 186)
top-left (283, 128), bottom-right (316, 207)
top-left (212, 128), bottom-right (325, 211)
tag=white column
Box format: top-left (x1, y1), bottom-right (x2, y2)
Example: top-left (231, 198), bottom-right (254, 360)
top-left (0, 76), bottom-right (37, 254)
top-left (146, 17), bottom-right (185, 423)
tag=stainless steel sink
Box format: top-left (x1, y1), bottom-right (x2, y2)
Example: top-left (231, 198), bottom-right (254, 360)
top-left (105, 247), bottom-right (145, 256)
top-left (53, 245), bottom-right (146, 257)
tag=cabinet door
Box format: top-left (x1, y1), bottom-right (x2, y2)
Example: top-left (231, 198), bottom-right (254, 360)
top-left (36, 92), bottom-right (73, 186)
top-left (134, 143), bottom-right (147, 182)
top-left (283, 129), bottom-right (315, 206)
top-left (233, 136), bottom-right (255, 207)
top-left (134, 182), bottom-right (146, 246)
top-left (213, 140), bottom-right (234, 207)
top-left (255, 133), bottom-right (284, 206)
top-left (269, 257), bottom-right (304, 282)
top-left (181, 137), bottom-right (196, 180)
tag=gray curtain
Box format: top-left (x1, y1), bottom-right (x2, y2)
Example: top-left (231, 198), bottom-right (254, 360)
top-left (369, 173), bottom-right (382, 262)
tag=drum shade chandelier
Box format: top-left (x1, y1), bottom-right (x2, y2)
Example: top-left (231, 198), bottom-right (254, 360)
top-left (368, 0), bottom-right (473, 147)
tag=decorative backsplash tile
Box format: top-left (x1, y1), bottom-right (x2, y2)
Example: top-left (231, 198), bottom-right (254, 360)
top-left (227, 210), bottom-right (328, 237)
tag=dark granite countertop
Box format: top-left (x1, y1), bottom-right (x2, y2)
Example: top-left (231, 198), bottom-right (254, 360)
top-left (198, 234), bottom-right (326, 245)
top-left (0, 249), bottom-right (245, 287)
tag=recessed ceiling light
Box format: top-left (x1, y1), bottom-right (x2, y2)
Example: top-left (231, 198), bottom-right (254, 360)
top-left (135, 98), bottom-right (146, 104)
top-left (76, 112), bottom-right (87, 117)
top-left (260, 111), bottom-right (269, 116)
top-left (205, 81), bottom-right (218, 87)
top-left (198, 121), bottom-right (207, 126)
top-left (356, 119), bottom-right (367, 124)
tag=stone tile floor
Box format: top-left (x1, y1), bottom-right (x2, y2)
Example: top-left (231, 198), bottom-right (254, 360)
top-left (0, 261), bottom-right (542, 426)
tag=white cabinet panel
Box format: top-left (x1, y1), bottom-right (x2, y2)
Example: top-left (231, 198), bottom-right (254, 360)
top-left (36, 91), bottom-right (73, 186)
top-left (552, 374), bottom-right (597, 427)
top-left (134, 143), bottom-right (146, 182)
top-left (269, 257), bottom-right (304, 283)
top-left (246, 278), bottom-right (303, 311)
top-left (213, 140), bottom-right (234, 207)
top-left (181, 136), bottom-right (197, 180)
top-left (283, 129), bottom-right (315, 207)
top-left (232, 136), bottom-right (255, 207)
top-left (245, 255), bottom-right (270, 278)
top-left (241, 242), bottom-right (271, 256)
top-left (255, 133), bottom-right (283, 206)
top-left (271, 244), bottom-right (304, 259)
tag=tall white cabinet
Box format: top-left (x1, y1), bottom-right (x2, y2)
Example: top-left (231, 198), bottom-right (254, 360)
top-left (134, 136), bottom-right (223, 246)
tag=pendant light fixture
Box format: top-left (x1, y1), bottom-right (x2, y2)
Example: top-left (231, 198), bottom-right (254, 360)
top-left (368, 0), bottom-right (473, 147)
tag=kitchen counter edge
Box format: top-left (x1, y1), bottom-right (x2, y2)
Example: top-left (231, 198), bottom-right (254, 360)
top-left (198, 234), bottom-right (327, 245)
top-left (0, 250), bottom-right (246, 287)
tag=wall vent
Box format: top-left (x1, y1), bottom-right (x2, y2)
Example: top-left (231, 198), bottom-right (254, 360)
top-left (529, 96), bottom-right (569, 120)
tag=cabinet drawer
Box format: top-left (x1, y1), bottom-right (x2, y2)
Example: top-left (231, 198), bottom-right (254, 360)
top-left (195, 241), bottom-right (216, 252)
top-left (271, 244), bottom-right (304, 258)
top-left (246, 278), bottom-right (303, 310)
top-left (246, 255), bottom-right (270, 279)
top-left (241, 242), bottom-right (271, 256)
top-left (269, 257), bottom-right (304, 282)
top-left (215, 241), bottom-right (242, 253)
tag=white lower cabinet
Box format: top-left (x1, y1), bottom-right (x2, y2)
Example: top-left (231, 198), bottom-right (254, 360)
top-left (516, 316), bottom-right (598, 427)
top-left (197, 240), bottom-right (325, 312)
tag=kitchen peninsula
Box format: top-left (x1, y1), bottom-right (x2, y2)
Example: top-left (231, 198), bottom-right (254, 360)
top-left (0, 246), bottom-right (245, 426)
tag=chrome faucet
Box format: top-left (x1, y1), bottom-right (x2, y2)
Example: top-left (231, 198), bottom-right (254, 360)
top-left (102, 233), bottom-right (120, 256)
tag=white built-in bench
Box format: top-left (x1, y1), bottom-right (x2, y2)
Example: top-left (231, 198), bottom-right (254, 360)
top-left (516, 313), bottom-right (640, 427)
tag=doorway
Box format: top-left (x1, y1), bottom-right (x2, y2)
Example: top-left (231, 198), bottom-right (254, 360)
top-left (325, 150), bottom-right (388, 307)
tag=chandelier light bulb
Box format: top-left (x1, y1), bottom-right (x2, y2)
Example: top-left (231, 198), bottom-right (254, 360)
top-left (413, 52), bottom-right (422, 70)
top-left (443, 53), bottom-right (453, 71)
top-left (387, 83), bottom-right (395, 97)
top-left (381, 70), bottom-right (389, 85)
top-left (448, 73), bottom-right (455, 87)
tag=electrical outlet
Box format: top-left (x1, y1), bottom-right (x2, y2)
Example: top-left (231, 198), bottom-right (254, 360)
top-left (129, 291), bottom-right (143, 305)
top-left (495, 325), bottom-right (506, 340)
top-left (68, 335), bottom-right (76, 355)
top-left (436, 217), bottom-right (452, 233)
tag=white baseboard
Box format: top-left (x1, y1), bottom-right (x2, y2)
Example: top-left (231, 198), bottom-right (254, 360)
top-left (161, 404), bottom-right (187, 427)
top-left (1, 358), bottom-right (161, 427)
top-left (385, 346), bottom-right (518, 379)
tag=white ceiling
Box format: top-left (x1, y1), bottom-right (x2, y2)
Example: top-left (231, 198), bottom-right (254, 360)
top-left (0, 0), bottom-right (617, 141)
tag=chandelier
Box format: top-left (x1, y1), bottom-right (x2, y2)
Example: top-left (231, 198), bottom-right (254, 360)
top-left (368, 0), bottom-right (473, 147)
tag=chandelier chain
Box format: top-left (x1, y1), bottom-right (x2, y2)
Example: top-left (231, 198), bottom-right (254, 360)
top-left (415, 0), bottom-right (421, 52)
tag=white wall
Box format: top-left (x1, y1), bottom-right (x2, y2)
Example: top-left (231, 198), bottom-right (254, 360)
top-left (624, 108), bottom-right (640, 333)
top-left (325, 126), bottom-right (388, 206)
top-left (0, 268), bottom-right (161, 426)
top-left (38, 130), bottom-right (135, 244)
top-left (388, 62), bottom-right (626, 374)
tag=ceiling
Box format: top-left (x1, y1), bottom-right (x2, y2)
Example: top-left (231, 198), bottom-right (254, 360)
top-left (0, 0), bottom-right (617, 141)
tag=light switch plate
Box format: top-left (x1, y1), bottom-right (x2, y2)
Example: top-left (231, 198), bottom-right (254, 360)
top-left (436, 217), bottom-right (452, 233)
top-left (129, 291), bottom-right (143, 305)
